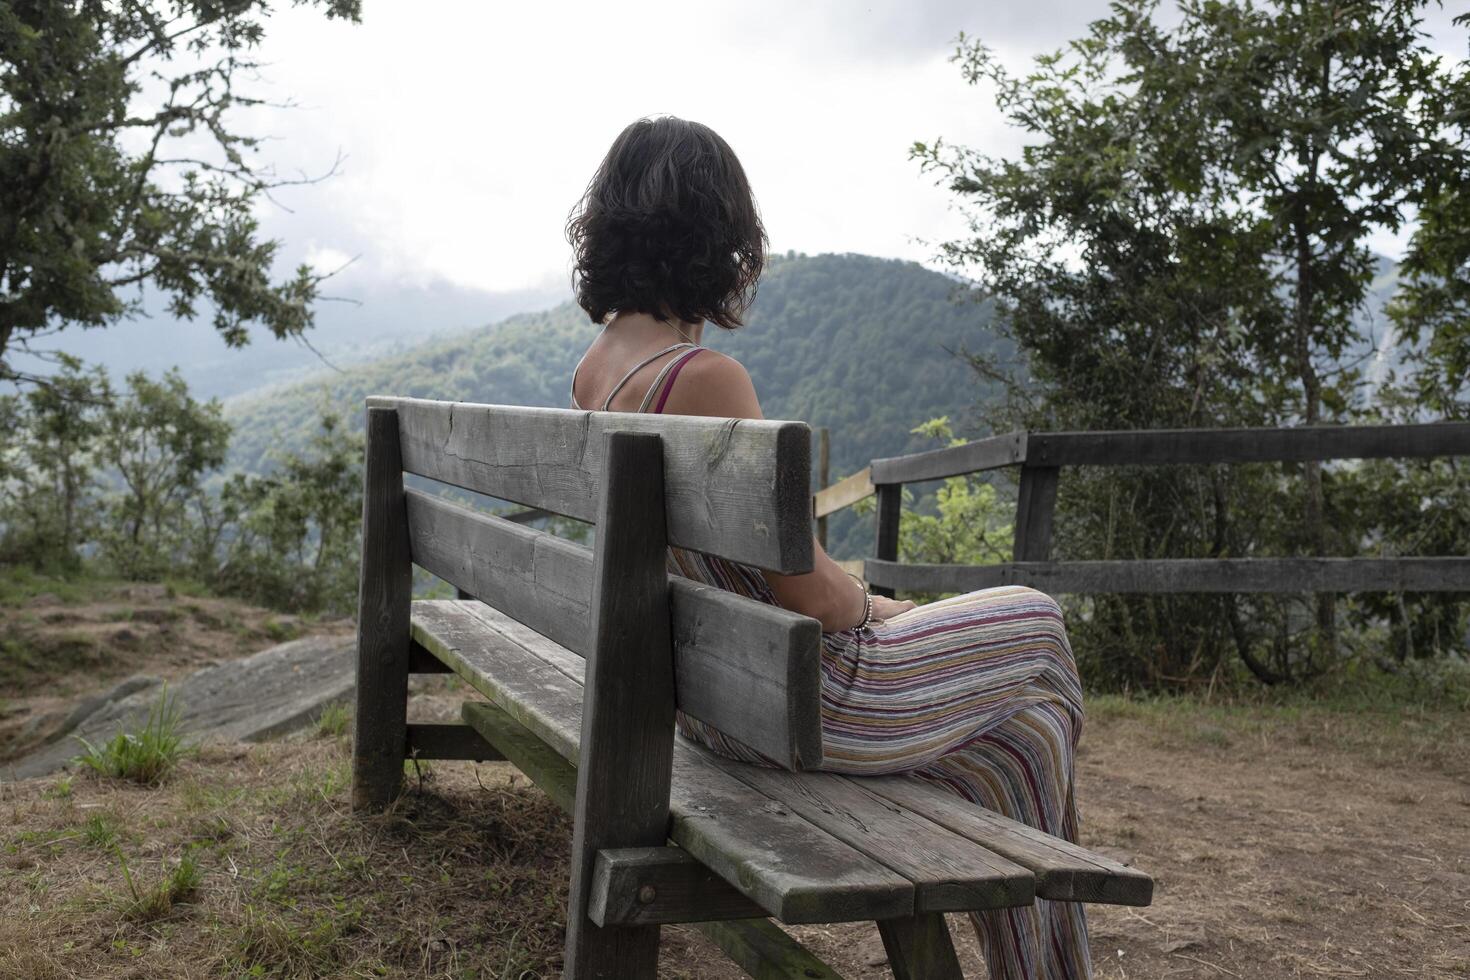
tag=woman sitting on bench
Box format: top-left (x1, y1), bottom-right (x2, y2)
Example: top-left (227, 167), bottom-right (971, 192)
top-left (566, 115), bottom-right (1091, 980)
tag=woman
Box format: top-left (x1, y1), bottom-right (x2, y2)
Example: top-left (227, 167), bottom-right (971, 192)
top-left (566, 116), bottom-right (1091, 980)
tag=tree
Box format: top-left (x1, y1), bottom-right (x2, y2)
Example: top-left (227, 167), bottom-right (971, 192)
top-left (0, 358), bottom-right (107, 568)
top-left (0, 0), bottom-right (361, 382)
top-left (213, 410), bottom-right (363, 612)
top-left (97, 369), bottom-right (231, 579)
top-left (918, 0), bottom-right (1470, 684)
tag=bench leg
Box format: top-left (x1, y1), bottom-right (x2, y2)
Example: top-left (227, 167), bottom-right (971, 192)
top-left (877, 914), bottom-right (964, 980)
top-left (563, 432), bottom-right (677, 979)
top-left (351, 406), bottom-right (413, 812)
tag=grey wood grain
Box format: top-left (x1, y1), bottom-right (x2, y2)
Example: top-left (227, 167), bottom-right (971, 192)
top-left (404, 722), bottom-right (503, 762)
top-left (404, 490), bottom-right (823, 768)
top-left (564, 431), bottom-right (674, 979)
top-left (814, 466), bottom-right (875, 519)
top-left (461, 702), bottom-right (850, 975)
top-left (706, 759), bottom-right (1034, 914)
top-left (871, 423), bottom-right (1470, 483)
top-left (369, 396), bottom-right (813, 573)
top-left (876, 914), bottom-right (964, 980)
top-left (1012, 466), bottom-right (1059, 563)
top-left (694, 918), bottom-right (850, 980)
top-left (872, 431), bottom-right (1028, 484)
top-left (588, 847), bottom-right (768, 926)
top-left (873, 483), bottom-right (902, 600)
top-left (1026, 422), bottom-right (1470, 467)
top-left (351, 407), bottom-right (413, 812)
top-left (413, 600), bottom-right (914, 924)
top-left (865, 774), bottom-right (1153, 906)
top-left (862, 557), bottom-right (1470, 595)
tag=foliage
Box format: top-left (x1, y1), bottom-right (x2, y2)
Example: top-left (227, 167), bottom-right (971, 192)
top-left (75, 684), bottom-right (189, 784)
top-left (857, 417), bottom-right (1015, 602)
top-left (0, 359), bottom-right (107, 569)
top-left (920, 0), bottom-right (1470, 686)
top-left (0, 0), bottom-right (361, 384)
top-left (96, 369), bottom-right (231, 579)
top-left (0, 364), bottom-right (363, 614)
top-left (212, 411), bottom-right (364, 613)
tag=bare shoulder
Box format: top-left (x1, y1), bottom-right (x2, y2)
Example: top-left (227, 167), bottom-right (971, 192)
top-left (662, 348), bottom-right (763, 419)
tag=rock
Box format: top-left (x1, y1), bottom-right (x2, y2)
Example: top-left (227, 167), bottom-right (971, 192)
top-left (5, 635), bottom-right (355, 780)
top-left (58, 675), bottom-right (163, 737)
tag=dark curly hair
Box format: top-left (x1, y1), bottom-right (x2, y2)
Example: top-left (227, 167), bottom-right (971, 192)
top-left (566, 116), bottom-right (766, 330)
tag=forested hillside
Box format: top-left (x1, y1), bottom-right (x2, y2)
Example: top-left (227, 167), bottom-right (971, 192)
top-left (226, 252), bottom-right (1009, 553)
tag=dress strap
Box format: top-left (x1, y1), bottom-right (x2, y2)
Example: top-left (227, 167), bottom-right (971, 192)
top-left (639, 347), bottom-right (705, 414)
top-left (597, 343), bottom-right (694, 411)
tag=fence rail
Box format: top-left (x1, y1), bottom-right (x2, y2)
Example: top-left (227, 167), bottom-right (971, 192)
top-left (809, 422), bottom-right (1470, 599)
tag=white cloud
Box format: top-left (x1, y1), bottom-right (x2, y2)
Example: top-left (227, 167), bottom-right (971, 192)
top-left (230, 0), bottom-right (1102, 293)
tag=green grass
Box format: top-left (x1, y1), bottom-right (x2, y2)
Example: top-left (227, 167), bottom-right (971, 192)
top-left (0, 566), bottom-right (127, 606)
top-left (115, 845), bottom-right (202, 922)
top-left (81, 812), bottom-right (120, 849)
top-left (74, 685), bottom-right (190, 784)
top-left (314, 701), bottom-right (351, 739)
top-left (1087, 671), bottom-right (1470, 775)
top-left (0, 631), bottom-right (111, 693)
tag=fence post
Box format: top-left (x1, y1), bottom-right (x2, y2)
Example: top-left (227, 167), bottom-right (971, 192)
top-left (873, 483), bottom-right (901, 598)
top-left (1012, 465), bottom-right (1060, 562)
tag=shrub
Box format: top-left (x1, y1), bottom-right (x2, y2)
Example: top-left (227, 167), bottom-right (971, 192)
top-left (74, 685), bottom-right (189, 784)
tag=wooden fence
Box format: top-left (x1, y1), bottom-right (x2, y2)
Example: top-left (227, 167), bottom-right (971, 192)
top-left (811, 422), bottom-right (1470, 599)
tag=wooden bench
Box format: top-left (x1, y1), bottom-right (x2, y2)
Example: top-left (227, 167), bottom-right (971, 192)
top-left (351, 396), bottom-right (1153, 979)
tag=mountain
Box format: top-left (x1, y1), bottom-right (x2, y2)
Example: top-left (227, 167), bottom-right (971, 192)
top-left (16, 279), bottom-right (568, 401)
top-left (223, 252), bottom-right (1011, 556)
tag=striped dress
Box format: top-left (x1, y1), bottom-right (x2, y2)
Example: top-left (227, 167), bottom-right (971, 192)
top-left (576, 345), bottom-right (1092, 980)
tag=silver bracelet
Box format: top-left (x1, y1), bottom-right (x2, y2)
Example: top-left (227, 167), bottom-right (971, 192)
top-left (857, 589), bottom-right (875, 630)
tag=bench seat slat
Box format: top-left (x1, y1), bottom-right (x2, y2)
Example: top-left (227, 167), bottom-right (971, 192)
top-left (411, 600), bottom-right (912, 924)
top-left (863, 775), bottom-right (1154, 907)
top-left (405, 490), bottom-right (824, 769)
top-left (373, 396), bottom-right (813, 573)
top-left (704, 757), bottom-right (1034, 914)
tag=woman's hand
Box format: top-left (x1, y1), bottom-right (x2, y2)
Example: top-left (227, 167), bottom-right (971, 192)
top-left (869, 594), bottom-right (916, 625)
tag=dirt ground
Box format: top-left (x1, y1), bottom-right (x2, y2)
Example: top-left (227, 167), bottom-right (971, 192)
top-left (2, 682), bottom-right (1465, 979)
top-left (0, 582), bottom-right (349, 761)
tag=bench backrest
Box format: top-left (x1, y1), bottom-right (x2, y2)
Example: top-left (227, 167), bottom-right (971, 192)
top-left (367, 396), bottom-right (825, 769)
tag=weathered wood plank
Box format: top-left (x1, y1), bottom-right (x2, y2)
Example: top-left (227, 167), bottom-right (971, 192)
top-left (404, 722), bottom-right (503, 762)
top-left (588, 847), bottom-right (768, 926)
top-left (1012, 466), bottom-right (1059, 563)
top-left (868, 423), bottom-right (1470, 484)
top-left (707, 759), bottom-right (1033, 914)
top-left (694, 919), bottom-right (849, 980)
top-left (865, 775), bottom-right (1153, 906)
top-left (871, 431), bottom-right (1028, 484)
top-left (460, 709), bottom-right (847, 978)
top-left (565, 431), bottom-right (673, 978)
top-left (462, 700), bottom-right (578, 811)
top-left (405, 490), bottom-right (823, 769)
top-left (351, 407), bottom-right (413, 811)
top-left (814, 467), bottom-right (875, 518)
top-left (876, 914), bottom-right (964, 980)
top-left (1027, 422), bottom-right (1470, 467)
top-left (873, 483), bottom-right (902, 600)
top-left (862, 557), bottom-right (1470, 595)
top-left (414, 600), bottom-right (914, 924)
top-left (370, 396), bottom-right (813, 573)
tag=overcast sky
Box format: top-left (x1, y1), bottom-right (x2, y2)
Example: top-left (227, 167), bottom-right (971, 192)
top-left (238, 1), bottom-right (1465, 300)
